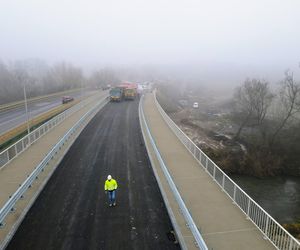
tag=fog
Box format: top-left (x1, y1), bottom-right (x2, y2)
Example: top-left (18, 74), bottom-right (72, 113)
top-left (1, 0), bottom-right (300, 87)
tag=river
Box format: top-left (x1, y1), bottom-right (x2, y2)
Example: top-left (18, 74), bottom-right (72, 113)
top-left (231, 175), bottom-right (300, 224)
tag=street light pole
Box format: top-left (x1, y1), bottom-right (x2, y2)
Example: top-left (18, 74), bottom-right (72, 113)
top-left (23, 84), bottom-right (31, 141)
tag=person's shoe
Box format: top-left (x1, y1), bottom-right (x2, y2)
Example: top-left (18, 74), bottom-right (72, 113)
top-left (113, 202), bottom-right (116, 206)
top-left (109, 204), bottom-right (112, 207)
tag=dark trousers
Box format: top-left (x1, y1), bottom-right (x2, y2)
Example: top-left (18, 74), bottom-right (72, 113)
top-left (108, 190), bottom-right (116, 204)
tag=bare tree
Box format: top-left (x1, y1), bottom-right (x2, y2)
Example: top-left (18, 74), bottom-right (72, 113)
top-left (233, 78), bottom-right (273, 139)
top-left (0, 60), bottom-right (88, 104)
top-left (88, 68), bottom-right (118, 89)
top-left (43, 62), bottom-right (83, 92)
top-left (269, 70), bottom-right (300, 146)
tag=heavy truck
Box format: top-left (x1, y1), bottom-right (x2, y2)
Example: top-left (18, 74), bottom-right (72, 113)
top-left (109, 87), bottom-right (124, 102)
top-left (124, 87), bottom-right (137, 100)
top-left (109, 82), bottom-right (138, 102)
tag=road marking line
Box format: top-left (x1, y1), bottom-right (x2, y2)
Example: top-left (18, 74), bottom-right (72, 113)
top-left (203, 227), bottom-right (256, 236)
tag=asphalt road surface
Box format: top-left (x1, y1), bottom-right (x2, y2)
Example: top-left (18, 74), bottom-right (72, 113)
top-left (0, 90), bottom-right (95, 135)
top-left (7, 98), bottom-right (180, 250)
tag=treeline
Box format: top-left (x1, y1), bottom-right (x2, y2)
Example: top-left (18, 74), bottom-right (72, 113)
top-left (157, 70), bottom-right (300, 177)
top-left (228, 70), bottom-right (300, 176)
top-left (0, 59), bottom-right (120, 105)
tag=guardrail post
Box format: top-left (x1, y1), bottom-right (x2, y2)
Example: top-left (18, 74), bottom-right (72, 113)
top-left (288, 237), bottom-right (294, 250)
top-left (14, 145), bottom-right (17, 158)
top-left (233, 185), bottom-right (236, 204)
top-left (222, 175), bottom-right (225, 191)
top-left (213, 165), bottom-right (216, 180)
top-left (199, 150), bottom-right (202, 163)
top-left (264, 216), bottom-right (269, 237)
top-left (6, 150), bottom-right (9, 163)
top-left (246, 199), bottom-right (250, 219)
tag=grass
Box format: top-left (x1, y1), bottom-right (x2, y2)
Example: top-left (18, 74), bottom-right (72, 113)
top-left (0, 113), bottom-right (61, 152)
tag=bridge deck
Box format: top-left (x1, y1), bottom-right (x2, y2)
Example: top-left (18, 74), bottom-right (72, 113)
top-left (0, 92), bottom-right (106, 209)
top-left (143, 93), bottom-right (275, 250)
top-left (0, 92), bottom-right (107, 246)
top-left (2, 98), bottom-right (179, 250)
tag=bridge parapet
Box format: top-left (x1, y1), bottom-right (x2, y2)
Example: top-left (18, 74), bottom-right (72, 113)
top-left (151, 90), bottom-right (299, 250)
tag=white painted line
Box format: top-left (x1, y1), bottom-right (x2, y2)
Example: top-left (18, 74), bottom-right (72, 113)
top-left (203, 227), bottom-right (257, 236)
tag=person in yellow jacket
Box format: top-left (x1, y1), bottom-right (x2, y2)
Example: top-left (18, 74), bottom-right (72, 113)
top-left (104, 175), bottom-right (118, 207)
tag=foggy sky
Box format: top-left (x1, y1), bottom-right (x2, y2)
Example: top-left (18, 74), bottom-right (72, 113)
top-left (1, 0), bottom-right (300, 71)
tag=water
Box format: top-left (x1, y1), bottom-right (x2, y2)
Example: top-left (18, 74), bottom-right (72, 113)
top-left (231, 175), bottom-right (300, 224)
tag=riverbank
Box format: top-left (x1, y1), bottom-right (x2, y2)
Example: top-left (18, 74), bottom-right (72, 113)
top-left (231, 175), bottom-right (300, 224)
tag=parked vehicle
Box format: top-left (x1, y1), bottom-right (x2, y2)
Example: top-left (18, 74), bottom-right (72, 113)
top-left (62, 96), bottom-right (74, 104)
top-left (109, 87), bottom-right (124, 102)
top-left (193, 102), bottom-right (199, 108)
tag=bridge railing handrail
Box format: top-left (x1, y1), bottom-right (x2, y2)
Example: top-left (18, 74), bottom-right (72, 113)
top-left (140, 95), bottom-right (208, 250)
top-left (153, 90), bottom-right (300, 250)
top-left (0, 96), bottom-right (110, 228)
top-left (0, 93), bottom-right (102, 170)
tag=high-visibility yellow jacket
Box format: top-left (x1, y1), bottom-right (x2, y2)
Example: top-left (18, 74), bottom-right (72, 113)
top-left (104, 179), bottom-right (118, 191)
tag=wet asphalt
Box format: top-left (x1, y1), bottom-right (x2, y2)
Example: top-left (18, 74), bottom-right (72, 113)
top-left (6, 98), bottom-right (180, 250)
top-left (0, 90), bottom-right (92, 135)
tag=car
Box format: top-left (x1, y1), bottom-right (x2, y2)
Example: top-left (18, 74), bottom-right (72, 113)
top-left (193, 102), bottom-right (199, 108)
top-left (102, 84), bottom-right (111, 90)
top-left (62, 96), bottom-right (74, 104)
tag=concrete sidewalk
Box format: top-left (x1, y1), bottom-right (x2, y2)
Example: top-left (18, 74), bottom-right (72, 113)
top-left (143, 93), bottom-right (275, 250)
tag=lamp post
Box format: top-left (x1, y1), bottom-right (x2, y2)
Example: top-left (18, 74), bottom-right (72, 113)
top-left (81, 80), bottom-right (83, 108)
top-left (23, 83), bottom-right (31, 142)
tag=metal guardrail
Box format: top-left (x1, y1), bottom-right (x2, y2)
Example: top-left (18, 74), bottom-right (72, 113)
top-left (0, 96), bottom-right (110, 228)
top-left (0, 93), bottom-right (105, 170)
top-left (154, 91), bottom-right (300, 250)
top-left (139, 95), bottom-right (208, 250)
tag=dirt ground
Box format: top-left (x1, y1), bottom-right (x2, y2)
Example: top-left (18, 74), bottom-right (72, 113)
top-left (168, 98), bottom-right (242, 153)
